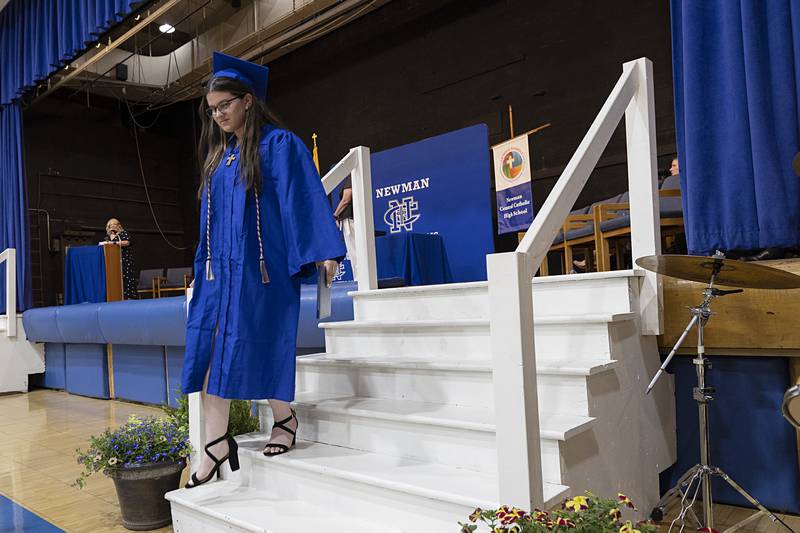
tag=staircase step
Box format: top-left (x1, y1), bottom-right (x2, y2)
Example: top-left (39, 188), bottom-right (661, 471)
top-left (297, 353), bottom-right (617, 415)
top-left (167, 481), bottom-right (402, 533)
top-left (257, 392), bottom-right (594, 481)
top-left (350, 270), bottom-right (641, 320)
top-left (321, 314), bottom-right (633, 360)
top-left (261, 392), bottom-right (594, 439)
top-left (222, 437), bottom-right (569, 530)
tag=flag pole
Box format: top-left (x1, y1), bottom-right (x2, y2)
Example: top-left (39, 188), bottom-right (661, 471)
top-left (312, 132), bottom-right (320, 174)
top-left (508, 104), bottom-right (515, 138)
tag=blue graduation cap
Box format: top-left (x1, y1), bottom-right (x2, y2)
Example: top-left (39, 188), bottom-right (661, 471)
top-left (211, 52), bottom-right (269, 101)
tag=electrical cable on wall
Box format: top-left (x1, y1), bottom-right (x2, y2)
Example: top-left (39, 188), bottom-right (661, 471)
top-left (124, 94), bottom-right (189, 251)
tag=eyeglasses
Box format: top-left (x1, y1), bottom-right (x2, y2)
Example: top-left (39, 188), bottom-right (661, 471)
top-left (205, 95), bottom-right (243, 117)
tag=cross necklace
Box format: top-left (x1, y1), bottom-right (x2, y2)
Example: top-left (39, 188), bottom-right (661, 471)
top-left (225, 153), bottom-right (236, 167)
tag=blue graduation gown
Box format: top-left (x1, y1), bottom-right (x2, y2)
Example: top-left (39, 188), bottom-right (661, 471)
top-left (182, 125), bottom-right (346, 400)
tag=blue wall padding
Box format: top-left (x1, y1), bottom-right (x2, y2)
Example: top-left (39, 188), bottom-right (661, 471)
top-left (38, 343), bottom-right (66, 389)
top-left (296, 281), bottom-right (356, 349)
top-left (56, 303), bottom-right (104, 343)
top-left (98, 297), bottom-right (186, 346)
top-left (165, 346), bottom-right (184, 408)
top-left (23, 297), bottom-right (187, 346)
top-left (661, 355), bottom-right (800, 514)
top-left (22, 307), bottom-right (62, 342)
top-left (64, 343), bottom-right (109, 399)
top-left (112, 344), bottom-right (167, 405)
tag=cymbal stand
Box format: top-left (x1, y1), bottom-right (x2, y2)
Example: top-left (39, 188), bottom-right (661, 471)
top-left (646, 254), bottom-right (794, 533)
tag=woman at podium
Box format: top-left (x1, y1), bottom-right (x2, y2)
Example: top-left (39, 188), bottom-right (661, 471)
top-left (100, 218), bottom-right (137, 300)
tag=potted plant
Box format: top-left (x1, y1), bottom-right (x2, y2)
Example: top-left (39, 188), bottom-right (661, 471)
top-left (459, 492), bottom-right (659, 532)
top-left (75, 414), bottom-right (191, 531)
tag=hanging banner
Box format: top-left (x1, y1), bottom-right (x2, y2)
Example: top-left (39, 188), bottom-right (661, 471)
top-left (492, 134), bottom-right (534, 234)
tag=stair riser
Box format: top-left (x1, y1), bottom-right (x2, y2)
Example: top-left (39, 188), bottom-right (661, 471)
top-left (241, 451), bottom-right (481, 533)
top-left (323, 323), bottom-right (612, 362)
top-left (352, 277), bottom-right (636, 321)
top-left (296, 364), bottom-right (593, 415)
top-left (323, 326), bottom-right (490, 360)
top-left (260, 407), bottom-right (497, 475)
top-left (171, 505), bottom-right (262, 533)
top-left (259, 407), bottom-right (567, 485)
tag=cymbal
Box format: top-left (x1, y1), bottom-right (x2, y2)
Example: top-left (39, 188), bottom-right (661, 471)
top-left (635, 254), bottom-right (800, 289)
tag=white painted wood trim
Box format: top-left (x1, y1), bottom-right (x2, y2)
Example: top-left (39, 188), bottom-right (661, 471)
top-left (185, 287), bottom-right (206, 472)
top-left (321, 146), bottom-right (378, 292)
top-left (0, 248), bottom-right (16, 338)
top-left (487, 251), bottom-right (543, 509)
top-left (350, 146), bottom-right (378, 291)
top-left (624, 58), bottom-right (663, 335)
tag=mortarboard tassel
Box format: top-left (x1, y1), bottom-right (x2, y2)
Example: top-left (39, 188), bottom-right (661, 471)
top-left (260, 259), bottom-right (270, 284)
top-left (205, 259), bottom-right (215, 281)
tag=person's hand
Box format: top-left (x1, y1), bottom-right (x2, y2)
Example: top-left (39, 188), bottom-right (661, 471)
top-left (316, 259), bottom-right (338, 287)
top-left (333, 188), bottom-right (353, 218)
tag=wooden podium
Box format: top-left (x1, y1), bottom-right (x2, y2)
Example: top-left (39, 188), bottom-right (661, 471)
top-left (102, 244), bottom-right (123, 302)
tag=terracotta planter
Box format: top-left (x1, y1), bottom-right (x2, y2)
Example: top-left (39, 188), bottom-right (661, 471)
top-left (108, 460), bottom-right (185, 531)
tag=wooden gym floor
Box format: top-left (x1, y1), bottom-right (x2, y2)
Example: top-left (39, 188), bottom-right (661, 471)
top-left (1, 389), bottom-right (799, 532)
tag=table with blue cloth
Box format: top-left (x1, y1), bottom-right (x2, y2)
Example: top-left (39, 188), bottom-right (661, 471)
top-left (307, 232), bottom-right (453, 286)
top-left (64, 245), bottom-right (106, 305)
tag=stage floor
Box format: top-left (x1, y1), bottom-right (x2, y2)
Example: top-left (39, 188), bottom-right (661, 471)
top-left (1, 389), bottom-right (798, 532)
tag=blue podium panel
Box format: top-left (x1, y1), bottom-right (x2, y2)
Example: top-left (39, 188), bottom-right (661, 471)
top-left (36, 343), bottom-right (66, 389)
top-left (165, 346), bottom-right (185, 408)
top-left (112, 344), bottom-right (167, 405)
top-left (64, 246), bottom-right (106, 305)
top-left (64, 343), bottom-right (109, 399)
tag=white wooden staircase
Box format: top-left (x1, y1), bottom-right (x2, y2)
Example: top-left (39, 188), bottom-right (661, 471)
top-left (167, 57), bottom-right (677, 531)
top-left (167, 272), bottom-right (675, 532)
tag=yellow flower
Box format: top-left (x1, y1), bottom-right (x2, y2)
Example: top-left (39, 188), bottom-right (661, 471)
top-left (556, 517), bottom-right (576, 528)
top-left (496, 505), bottom-right (526, 525)
top-left (564, 495), bottom-right (590, 511)
top-left (468, 508), bottom-right (482, 523)
top-left (533, 509), bottom-right (549, 523)
top-left (609, 508), bottom-right (622, 520)
top-left (618, 493), bottom-right (636, 510)
top-left (619, 521), bottom-right (641, 533)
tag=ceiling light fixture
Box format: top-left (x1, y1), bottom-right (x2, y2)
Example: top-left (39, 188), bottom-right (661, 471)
top-left (159, 23), bottom-right (175, 34)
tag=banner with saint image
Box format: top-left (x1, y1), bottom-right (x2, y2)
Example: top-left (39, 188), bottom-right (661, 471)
top-left (492, 134), bottom-right (534, 234)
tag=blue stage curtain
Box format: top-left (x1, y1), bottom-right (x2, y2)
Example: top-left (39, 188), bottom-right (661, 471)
top-left (0, 105), bottom-right (31, 313)
top-left (671, 0), bottom-right (800, 254)
top-left (0, 0), bottom-right (141, 312)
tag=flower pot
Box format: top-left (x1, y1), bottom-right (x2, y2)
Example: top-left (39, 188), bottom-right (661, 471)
top-left (108, 460), bottom-right (185, 531)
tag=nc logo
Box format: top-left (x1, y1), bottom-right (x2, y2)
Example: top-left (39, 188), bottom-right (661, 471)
top-left (384, 196), bottom-right (420, 233)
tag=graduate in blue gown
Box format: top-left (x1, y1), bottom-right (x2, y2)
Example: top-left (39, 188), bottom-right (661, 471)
top-left (182, 52), bottom-right (345, 488)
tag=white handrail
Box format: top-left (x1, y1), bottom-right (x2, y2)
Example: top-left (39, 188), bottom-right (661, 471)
top-left (0, 248), bottom-right (17, 337)
top-left (321, 146), bottom-right (378, 291)
top-left (487, 57), bottom-right (661, 511)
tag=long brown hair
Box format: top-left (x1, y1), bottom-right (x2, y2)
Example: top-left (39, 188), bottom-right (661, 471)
top-left (197, 76), bottom-right (283, 196)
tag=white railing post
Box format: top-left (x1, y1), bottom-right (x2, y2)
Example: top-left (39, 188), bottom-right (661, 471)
top-left (321, 147), bottom-right (378, 292)
top-left (624, 58), bottom-right (663, 335)
top-left (185, 287), bottom-right (205, 471)
top-left (0, 248), bottom-right (17, 338)
top-left (349, 146), bottom-right (378, 291)
top-left (487, 251), bottom-right (543, 510)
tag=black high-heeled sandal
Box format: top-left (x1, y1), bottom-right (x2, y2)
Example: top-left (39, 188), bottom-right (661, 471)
top-left (263, 409), bottom-right (298, 457)
top-left (185, 433), bottom-right (240, 489)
